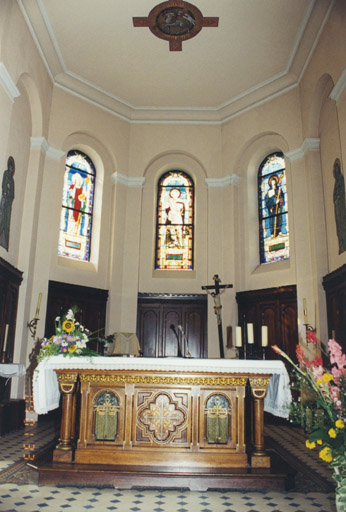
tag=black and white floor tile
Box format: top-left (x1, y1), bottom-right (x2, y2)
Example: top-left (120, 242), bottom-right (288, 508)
top-left (0, 419), bottom-right (337, 512)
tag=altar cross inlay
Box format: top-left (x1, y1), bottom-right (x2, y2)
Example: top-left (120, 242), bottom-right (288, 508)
top-left (140, 394), bottom-right (185, 441)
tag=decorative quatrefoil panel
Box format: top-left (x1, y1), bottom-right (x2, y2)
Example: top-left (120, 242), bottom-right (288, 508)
top-left (137, 392), bottom-right (187, 444)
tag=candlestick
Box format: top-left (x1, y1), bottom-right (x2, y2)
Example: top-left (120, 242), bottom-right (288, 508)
top-left (247, 323), bottom-right (254, 344)
top-left (235, 326), bottom-right (242, 347)
top-left (261, 325), bottom-right (268, 347)
top-left (303, 298), bottom-right (308, 324)
top-left (35, 293), bottom-right (42, 319)
top-left (3, 324), bottom-right (9, 353)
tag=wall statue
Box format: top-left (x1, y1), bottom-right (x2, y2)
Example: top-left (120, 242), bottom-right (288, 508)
top-left (0, 156), bottom-right (15, 251)
top-left (333, 159), bottom-right (346, 255)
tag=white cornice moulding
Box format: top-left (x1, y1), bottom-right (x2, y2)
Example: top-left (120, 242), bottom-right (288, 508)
top-left (285, 138), bottom-right (320, 161)
top-left (111, 172), bottom-right (145, 188)
top-left (205, 175), bottom-right (241, 188)
top-left (329, 68), bottom-right (346, 102)
top-left (0, 63), bottom-right (20, 102)
top-left (30, 137), bottom-right (65, 160)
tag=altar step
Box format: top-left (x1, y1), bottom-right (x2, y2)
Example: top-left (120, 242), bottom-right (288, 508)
top-left (27, 448), bottom-right (295, 492)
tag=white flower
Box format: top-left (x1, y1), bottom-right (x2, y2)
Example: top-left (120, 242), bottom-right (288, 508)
top-left (55, 316), bottom-right (60, 322)
top-left (76, 340), bottom-right (86, 349)
top-left (66, 309), bottom-right (74, 320)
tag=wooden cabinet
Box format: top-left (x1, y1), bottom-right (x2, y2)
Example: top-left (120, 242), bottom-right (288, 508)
top-left (45, 281), bottom-right (109, 353)
top-left (0, 258), bottom-right (23, 399)
top-left (322, 264), bottom-right (346, 351)
top-left (137, 293), bottom-right (207, 358)
top-left (236, 285), bottom-right (298, 362)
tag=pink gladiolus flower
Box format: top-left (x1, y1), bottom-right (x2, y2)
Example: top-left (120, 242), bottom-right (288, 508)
top-left (329, 339), bottom-right (346, 369)
top-left (307, 329), bottom-right (318, 345)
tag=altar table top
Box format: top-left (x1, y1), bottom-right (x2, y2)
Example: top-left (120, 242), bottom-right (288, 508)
top-left (33, 355), bottom-right (292, 418)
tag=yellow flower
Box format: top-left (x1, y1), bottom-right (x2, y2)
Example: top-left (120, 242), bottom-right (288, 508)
top-left (336, 419), bottom-right (345, 429)
top-left (317, 439), bottom-right (323, 445)
top-left (322, 373), bottom-right (333, 383)
top-left (328, 428), bottom-right (337, 438)
top-left (306, 440), bottom-right (316, 449)
top-left (68, 344), bottom-right (77, 353)
top-left (62, 320), bottom-right (74, 333)
top-left (319, 446), bottom-right (333, 463)
top-left (316, 378), bottom-right (322, 386)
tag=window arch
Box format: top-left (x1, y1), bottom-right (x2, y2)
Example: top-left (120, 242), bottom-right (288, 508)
top-left (155, 170), bottom-right (194, 270)
top-left (258, 152), bottom-right (289, 264)
top-left (58, 149), bottom-right (96, 261)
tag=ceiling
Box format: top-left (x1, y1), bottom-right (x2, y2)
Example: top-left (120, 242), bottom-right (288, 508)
top-left (19, 0), bottom-right (333, 124)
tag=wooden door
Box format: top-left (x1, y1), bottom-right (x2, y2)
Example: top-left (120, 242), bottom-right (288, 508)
top-left (323, 264), bottom-right (346, 352)
top-left (236, 285), bottom-right (298, 361)
top-left (0, 258), bottom-right (23, 399)
top-left (137, 294), bottom-right (207, 358)
top-left (45, 280), bottom-right (109, 353)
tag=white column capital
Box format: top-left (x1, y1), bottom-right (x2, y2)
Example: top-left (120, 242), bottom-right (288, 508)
top-left (0, 62), bottom-right (20, 102)
top-left (205, 174), bottom-right (241, 188)
top-left (285, 138), bottom-right (320, 162)
top-left (111, 172), bottom-right (145, 187)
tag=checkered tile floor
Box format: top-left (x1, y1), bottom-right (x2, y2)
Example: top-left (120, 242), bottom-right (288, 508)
top-left (0, 418), bottom-right (337, 512)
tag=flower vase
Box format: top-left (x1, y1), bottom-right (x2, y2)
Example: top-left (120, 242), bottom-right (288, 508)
top-left (334, 467), bottom-right (346, 512)
top-left (336, 487), bottom-right (346, 512)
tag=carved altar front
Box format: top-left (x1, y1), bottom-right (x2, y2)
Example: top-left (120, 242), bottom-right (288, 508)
top-left (34, 357), bottom-right (291, 475)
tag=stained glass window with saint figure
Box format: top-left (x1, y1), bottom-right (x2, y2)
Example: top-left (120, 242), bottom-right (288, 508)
top-left (58, 150), bottom-right (95, 261)
top-left (155, 170), bottom-right (194, 270)
top-left (258, 152), bottom-right (289, 264)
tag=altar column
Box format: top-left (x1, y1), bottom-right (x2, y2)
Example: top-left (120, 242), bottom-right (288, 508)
top-left (249, 375), bottom-right (271, 468)
top-left (53, 372), bottom-right (78, 462)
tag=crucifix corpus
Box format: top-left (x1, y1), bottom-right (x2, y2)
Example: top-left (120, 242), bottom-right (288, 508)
top-left (202, 275), bottom-right (233, 359)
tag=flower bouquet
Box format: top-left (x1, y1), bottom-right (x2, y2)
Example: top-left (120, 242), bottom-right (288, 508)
top-left (272, 339), bottom-right (346, 510)
top-left (37, 306), bottom-right (104, 363)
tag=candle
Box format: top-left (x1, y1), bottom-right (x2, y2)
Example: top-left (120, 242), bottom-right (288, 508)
top-left (303, 298), bottom-right (308, 324)
top-left (3, 324), bottom-right (9, 353)
top-left (261, 325), bottom-right (268, 347)
top-left (235, 326), bottom-right (242, 347)
top-left (247, 323), bottom-right (254, 344)
top-left (35, 293), bottom-right (42, 319)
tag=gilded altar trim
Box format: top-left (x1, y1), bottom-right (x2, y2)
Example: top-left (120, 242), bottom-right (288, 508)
top-left (57, 372), bottom-right (79, 383)
top-left (248, 377), bottom-right (270, 388)
top-left (79, 373), bottom-right (248, 387)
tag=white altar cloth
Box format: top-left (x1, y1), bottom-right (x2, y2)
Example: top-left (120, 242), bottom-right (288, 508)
top-left (33, 356), bottom-right (292, 418)
top-left (0, 363), bottom-right (26, 379)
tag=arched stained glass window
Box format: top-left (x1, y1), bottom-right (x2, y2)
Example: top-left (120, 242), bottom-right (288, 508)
top-left (258, 152), bottom-right (289, 264)
top-left (155, 170), bottom-right (194, 270)
top-left (58, 150), bottom-right (95, 262)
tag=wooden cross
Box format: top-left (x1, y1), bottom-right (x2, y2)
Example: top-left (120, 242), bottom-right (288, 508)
top-left (202, 275), bottom-right (233, 359)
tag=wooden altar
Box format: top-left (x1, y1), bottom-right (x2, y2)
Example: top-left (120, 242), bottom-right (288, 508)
top-left (31, 356), bottom-right (292, 490)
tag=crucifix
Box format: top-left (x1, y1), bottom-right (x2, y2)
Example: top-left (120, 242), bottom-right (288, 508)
top-left (202, 275), bottom-right (233, 358)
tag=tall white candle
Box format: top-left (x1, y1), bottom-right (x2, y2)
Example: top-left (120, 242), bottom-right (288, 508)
top-left (3, 324), bottom-right (9, 352)
top-left (261, 325), bottom-right (268, 347)
top-left (247, 323), bottom-right (254, 344)
top-left (235, 326), bottom-right (242, 347)
top-left (35, 293), bottom-right (42, 319)
top-left (303, 298), bottom-right (308, 324)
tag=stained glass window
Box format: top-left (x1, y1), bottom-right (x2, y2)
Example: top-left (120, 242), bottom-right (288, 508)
top-left (258, 152), bottom-right (289, 264)
top-left (155, 170), bottom-right (194, 270)
top-left (58, 150), bottom-right (95, 261)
